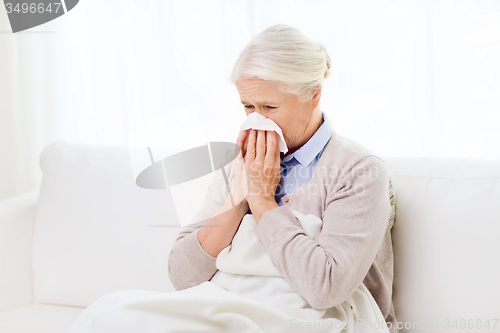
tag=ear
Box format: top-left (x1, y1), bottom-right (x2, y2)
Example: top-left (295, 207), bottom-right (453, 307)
top-left (311, 85), bottom-right (322, 108)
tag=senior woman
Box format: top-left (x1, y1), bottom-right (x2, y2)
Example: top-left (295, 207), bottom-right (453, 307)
top-left (168, 24), bottom-right (398, 332)
top-left (68, 24), bottom-right (398, 333)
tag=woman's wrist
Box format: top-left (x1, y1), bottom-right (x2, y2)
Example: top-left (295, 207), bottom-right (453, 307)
top-left (216, 194), bottom-right (248, 216)
top-left (197, 196), bottom-right (249, 258)
top-left (249, 197), bottom-right (279, 224)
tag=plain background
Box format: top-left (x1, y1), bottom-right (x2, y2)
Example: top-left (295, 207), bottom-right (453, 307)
top-left (1, 0), bottom-right (500, 201)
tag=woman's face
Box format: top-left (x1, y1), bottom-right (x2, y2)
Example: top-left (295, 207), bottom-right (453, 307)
top-left (235, 77), bottom-right (321, 155)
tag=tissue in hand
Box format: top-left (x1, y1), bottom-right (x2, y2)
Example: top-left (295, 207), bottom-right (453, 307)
top-left (238, 113), bottom-right (288, 154)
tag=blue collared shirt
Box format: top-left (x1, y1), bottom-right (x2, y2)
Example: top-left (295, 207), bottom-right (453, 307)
top-left (275, 111), bottom-right (333, 206)
top-left (248, 111), bottom-right (333, 213)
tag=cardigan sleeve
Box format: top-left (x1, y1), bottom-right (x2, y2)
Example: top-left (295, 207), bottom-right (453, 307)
top-left (254, 155), bottom-right (391, 309)
top-left (167, 164), bottom-right (230, 290)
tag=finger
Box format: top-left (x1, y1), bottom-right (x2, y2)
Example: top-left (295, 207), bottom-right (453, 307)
top-left (246, 129), bottom-right (257, 164)
top-left (237, 130), bottom-right (247, 147)
top-left (236, 130), bottom-right (248, 157)
top-left (266, 130), bottom-right (278, 165)
top-left (256, 130), bottom-right (266, 161)
top-left (274, 131), bottom-right (280, 160)
top-left (242, 129), bottom-right (249, 157)
top-left (275, 132), bottom-right (281, 179)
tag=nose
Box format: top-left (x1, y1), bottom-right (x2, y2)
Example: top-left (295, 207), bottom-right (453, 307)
top-left (248, 110), bottom-right (266, 118)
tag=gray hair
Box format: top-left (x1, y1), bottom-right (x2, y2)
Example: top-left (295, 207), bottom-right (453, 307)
top-left (230, 24), bottom-right (331, 102)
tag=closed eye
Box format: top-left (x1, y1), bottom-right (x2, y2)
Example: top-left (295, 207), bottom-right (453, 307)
top-left (244, 105), bottom-right (277, 109)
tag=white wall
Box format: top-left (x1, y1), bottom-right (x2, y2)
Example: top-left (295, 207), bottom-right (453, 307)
top-left (1, 0), bottom-right (500, 201)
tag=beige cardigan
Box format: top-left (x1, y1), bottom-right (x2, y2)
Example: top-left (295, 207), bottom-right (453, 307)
top-left (168, 127), bottom-right (398, 332)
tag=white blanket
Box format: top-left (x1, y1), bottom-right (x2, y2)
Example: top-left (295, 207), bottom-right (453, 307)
top-left (67, 211), bottom-right (390, 333)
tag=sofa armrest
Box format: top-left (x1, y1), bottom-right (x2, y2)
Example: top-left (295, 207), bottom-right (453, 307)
top-left (0, 191), bottom-right (38, 312)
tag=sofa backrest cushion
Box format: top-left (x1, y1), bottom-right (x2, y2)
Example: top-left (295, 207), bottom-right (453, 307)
top-left (383, 156), bottom-right (500, 332)
top-left (33, 142), bottom-right (182, 307)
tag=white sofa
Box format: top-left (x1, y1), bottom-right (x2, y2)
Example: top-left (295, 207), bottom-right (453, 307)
top-left (0, 142), bottom-right (499, 333)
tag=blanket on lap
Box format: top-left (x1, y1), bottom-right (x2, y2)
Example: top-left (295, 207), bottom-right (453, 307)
top-left (67, 211), bottom-right (389, 333)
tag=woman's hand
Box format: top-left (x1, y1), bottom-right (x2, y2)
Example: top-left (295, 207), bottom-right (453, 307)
top-left (245, 130), bottom-right (281, 214)
top-left (229, 129), bottom-right (250, 208)
top-left (196, 130), bottom-right (251, 258)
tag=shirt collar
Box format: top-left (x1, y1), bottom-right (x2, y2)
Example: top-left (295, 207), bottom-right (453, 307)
top-left (282, 111), bottom-right (333, 167)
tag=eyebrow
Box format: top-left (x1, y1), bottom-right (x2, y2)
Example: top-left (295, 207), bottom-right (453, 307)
top-left (240, 101), bottom-right (277, 106)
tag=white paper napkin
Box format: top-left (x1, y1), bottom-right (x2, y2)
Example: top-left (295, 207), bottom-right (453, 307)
top-left (238, 112), bottom-right (288, 153)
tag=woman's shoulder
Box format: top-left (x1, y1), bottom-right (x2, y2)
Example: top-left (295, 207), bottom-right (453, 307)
top-left (319, 129), bottom-right (389, 176)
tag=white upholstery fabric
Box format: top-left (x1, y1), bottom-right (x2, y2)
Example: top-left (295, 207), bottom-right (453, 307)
top-left (0, 304), bottom-right (85, 333)
top-left (2, 143), bottom-right (500, 333)
top-left (383, 157), bottom-right (500, 331)
top-left (32, 142), bottom-right (181, 308)
top-left (0, 191), bottom-right (38, 312)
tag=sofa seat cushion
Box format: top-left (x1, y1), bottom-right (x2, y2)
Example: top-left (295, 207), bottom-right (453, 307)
top-left (0, 304), bottom-right (85, 333)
